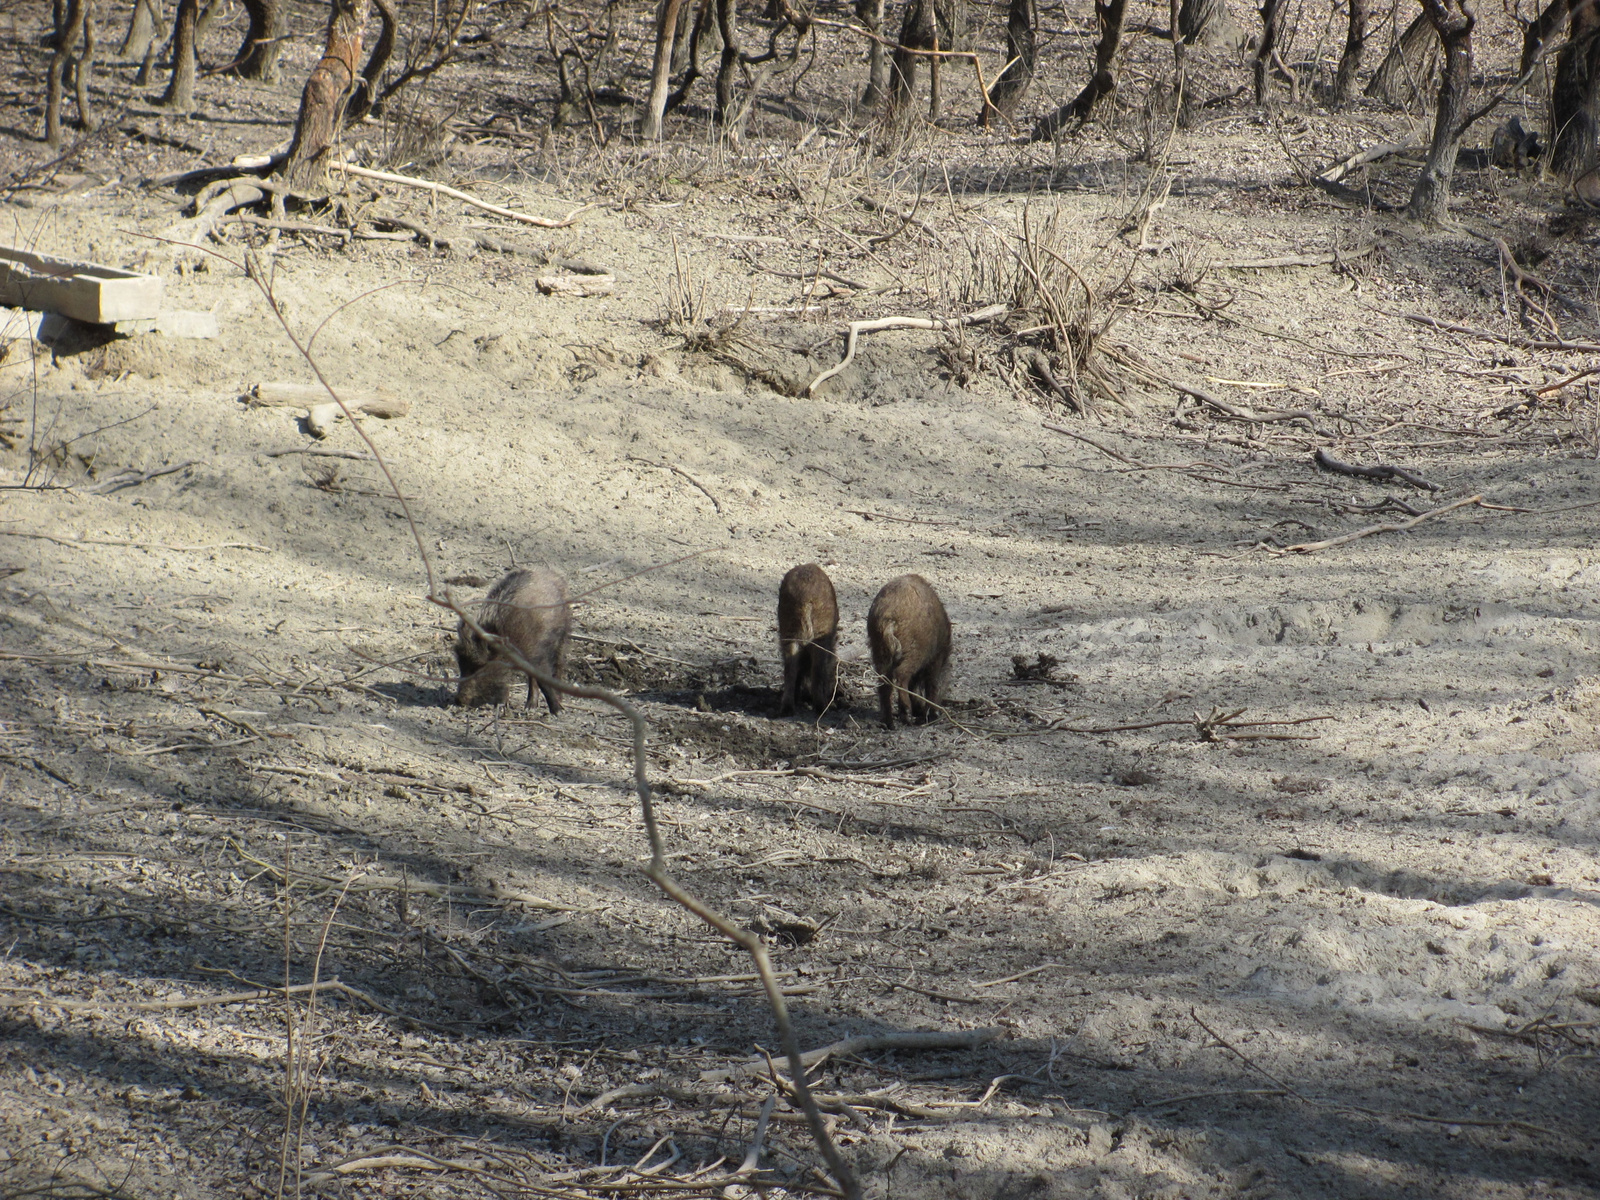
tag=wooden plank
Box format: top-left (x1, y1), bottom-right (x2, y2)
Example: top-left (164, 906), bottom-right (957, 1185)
top-left (0, 245), bottom-right (163, 324)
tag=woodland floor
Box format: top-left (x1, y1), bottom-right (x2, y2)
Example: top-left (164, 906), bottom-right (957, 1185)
top-left (1, 1), bottom-right (1599, 1197)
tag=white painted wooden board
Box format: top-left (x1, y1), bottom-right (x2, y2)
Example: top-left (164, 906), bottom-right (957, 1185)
top-left (0, 245), bottom-right (163, 324)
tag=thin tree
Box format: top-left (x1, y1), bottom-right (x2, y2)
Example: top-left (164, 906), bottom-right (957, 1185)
top-left (1366, 9), bottom-right (1436, 106)
top-left (856, 0), bottom-right (888, 107)
top-left (235, 0), bottom-right (287, 81)
top-left (642, 0), bottom-right (688, 138)
top-left (1406, 0), bottom-right (1475, 223)
top-left (1031, 0), bottom-right (1128, 137)
top-left (981, 0), bottom-right (1035, 123)
top-left (160, 0), bottom-right (198, 110)
top-left (1333, 0), bottom-right (1368, 104)
top-left (283, 0), bottom-right (373, 187)
top-left (46, 0), bottom-right (95, 146)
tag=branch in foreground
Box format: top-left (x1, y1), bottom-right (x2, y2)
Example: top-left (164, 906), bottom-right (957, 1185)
top-left (807, 304), bottom-right (1008, 395)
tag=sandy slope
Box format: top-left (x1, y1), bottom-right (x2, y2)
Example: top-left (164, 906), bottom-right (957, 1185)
top-left (2, 141), bottom-right (1599, 1198)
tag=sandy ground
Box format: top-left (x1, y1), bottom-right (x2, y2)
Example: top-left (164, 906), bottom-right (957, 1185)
top-left (2, 1), bottom-right (1600, 1196)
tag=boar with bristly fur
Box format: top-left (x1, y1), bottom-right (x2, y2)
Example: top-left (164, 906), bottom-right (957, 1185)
top-left (777, 563), bottom-right (839, 716)
top-left (455, 567), bottom-right (571, 712)
top-left (867, 574), bottom-right (951, 729)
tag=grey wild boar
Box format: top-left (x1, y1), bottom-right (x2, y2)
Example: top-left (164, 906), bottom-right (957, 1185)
top-left (455, 567), bottom-right (571, 711)
top-left (777, 563), bottom-right (839, 716)
top-left (867, 574), bottom-right (951, 729)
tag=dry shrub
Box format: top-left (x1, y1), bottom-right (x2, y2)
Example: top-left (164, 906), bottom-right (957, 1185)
top-left (960, 205), bottom-right (1139, 414)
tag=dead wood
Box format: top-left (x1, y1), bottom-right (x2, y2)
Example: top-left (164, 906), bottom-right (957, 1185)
top-left (807, 304), bottom-right (1006, 395)
top-left (1312, 448), bottom-right (1440, 491)
top-left (1211, 245), bottom-right (1378, 269)
top-left (1272, 494), bottom-right (1484, 554)
top-left (334, 165), bottom-right (592, 228)
top-left (1397, 311), bottom-right (1600, 354)
top-left (703, 1028), bottom-right (1000, 1082)
top-left (1316, 141), bottom-right (1424, 184)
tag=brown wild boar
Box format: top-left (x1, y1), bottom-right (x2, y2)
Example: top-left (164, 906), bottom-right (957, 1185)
top-left (867, 574), bottom-right (951, 729)
top-left (455, 567), bottom-right (571, 711)
top-left (777, 563), bottom-right (839, 716)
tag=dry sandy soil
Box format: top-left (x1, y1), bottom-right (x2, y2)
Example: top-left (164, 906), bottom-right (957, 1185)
top-left (1, 1), bottom-right (1600, 1197)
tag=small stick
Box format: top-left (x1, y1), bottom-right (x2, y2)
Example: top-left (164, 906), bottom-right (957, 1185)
top-left (807, 304), bottom-right (1007, 395)
top-left (264, 448), bottom-right (375, 460)
top-left (1278, 494), bottom-right (1483, 554)
top-left (846, 509), bottom-right (957, 526)
top-left (1396, 311), bottom-right (1600, 354)
top-left (336, 164), bottom-right (593, 228)
top-left (1041, 422), bottom-right (1146, 467)
top-left (626, 456), bottom-right (723, 513)
top-left (0, 530), bottom-right (271, 553)
top-left (1210, 246), bottom-right (1377, 270)
top-left (1312, 447), bottom-right (1439, 491)
top-left (703, 1028), bottom-right (1000, 1082)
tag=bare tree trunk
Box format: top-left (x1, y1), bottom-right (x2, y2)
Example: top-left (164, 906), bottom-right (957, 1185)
top-left (662, 0), bottom-right (715, 116)
top-left (713, 0), bottom-right (740, 128)
top-left (1406, 0), bottom-right (1474, 224)
top-left (856, 0), bottom-right (887, 107)
top-left (1254, 0), bottom-right (1283, 102)
top-left (159, 0), bottom-right (197, 110)
top-left (889, 0), bottom-right (935, 116)
top-left (982, 0), bottom-right (1035, 123)
top-left (74, 0), bottom-right (96, 128)
top-left (1366, 9), bottom-right (1436, 105)
top-left (1333, 0), bottom-right (1368, 103)
top-left (45, 0), bottom-right (88, 146)
top-left (235, 0), bottom-right (286, 81)
top-left (669, 0), bottom-right (695, 72)
top-left (642, 0), bottom-right (688, 138)
top-left (345, 0), bottom-right (394, 122)
top-left (284, 0), bottom-right (372, 188)
top-left (887, 0), bottom-right (966, 120)
top-left (1030, 0), bottom-right (1128, 137)
top-left (120, 0), bottom-right (161, 61)
top-left (1523, 0), bottom-right (1572, 74)
top-left (1552, 0), bottom-right (1600, 175)
top-left (1178, 0), bottom-right (1246, 47)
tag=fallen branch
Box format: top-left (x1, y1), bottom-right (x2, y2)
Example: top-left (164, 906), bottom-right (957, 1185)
top-left (1275, 494), bottom-right (1483, 554)
top-left (626, 456), bottom-right (723, 514)
top-left (807, 304), bottom-right (1008, 395)
top-left (1316, 140), bottom-right (1424, 184)
top-left (83, 461), bottom-right (197, 495)
top-left (1179, 384), bottom-right (1319, 426)
top-left (702, 1028), bottom-right (1000, 1082)
top-left (0, 530), bottom-right (270, 552)
top-left (1312, 447), bottom-right (1439, 491)
top-left (1041, 422), bottom-right (1146, 467)
top-left (1395, 311), bottom-right (1600, 354)
top-left (336, 164), bottom-right (593, 228)
top-left (1211, 245), bottom-right (1378, 270)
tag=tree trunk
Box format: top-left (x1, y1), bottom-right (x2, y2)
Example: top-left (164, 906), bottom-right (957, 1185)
top-left (345, 0), bottom-right (394, 122)
top-left (713, 0), bottom-right (740, 128)
top-left (1523, 0), bottom-right (1572, 75)
top-left (1365, 9), bottom-right (1436, 106)
top-left (662, 0), bottom-right (715, 117)
top-left (642, 0), bottom-right (687, 138)
top-left (1333, 0), bottom-right (1368, 104)
top-left (856, 0), bottom-right (887, 107)
top-left (45, 0), bottom-right (88, 146)
top-left (1030, 0), bottom-right (1128, 137)
top-left (1406, 0), bottom-right (1474, 224)
top-left (1178, 0), bottom-right (1246, 48)
top-left (1254, 0), bottom-right (1283, 102)
top-left (669, 0), bottom-right (695, 73)
top-left (160, 0), bottom-right (197, 111)
top-left (75, 0), bottom-right (96, 128)
top-left (981, 0), bottom-right (1035, 123)
top-left (284, 0), bottom-right (372, 188)
top-left (119, 0), bottom-right (162, 62)
top-left (1552, 0), bottom-right (1600, 176)
top-left (235, 0), bottom-right (286, 81)
top-left (888, 0), bottom-right (966, 119)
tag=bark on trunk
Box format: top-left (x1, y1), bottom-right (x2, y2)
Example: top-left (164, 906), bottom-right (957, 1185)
top-left (1177, 0), bottom-right (1245, 48)
top-left (888, 0), bottom-right (967, 120)
top-left (713, 0), bottom-right (740, 128)
top-left (1406, 0), bottom-right (1475, 224)
top-left (662, 0), bottom-right (715, 117)
top-left (235, 0), bottom-right (286, 81)
top-left (1523, 0), bottom-right (1572, 75)
top-left (284, 0), bottom-right (372, 189)
top-left (981, 0), bottom-right (1035, 123)
top-left (1030, 0), bottom-right (1127, 137)
top-left (45, 0), bottom-right (89, 146)
top-left (642, 0), bottom-right (688, 138)
top-left (1333, 0), bottom-right (1368, 104)
top-left (1552, 0), bottom-right (1600, 176)
top-left (1365, 9), bottom-right (1436, 106)
top-left (856, 0), bottom-right (887, 107)
top-left (159, 0), bottom-right (197, 111)
top-left (119, 0), bottom-right (161, 62)
top-left (1254, 0), bottom-right (1283, 103)
top-left (345, 0), bottom-right (394, 122)
top-left (669, 0), bottom-right (695, 73)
